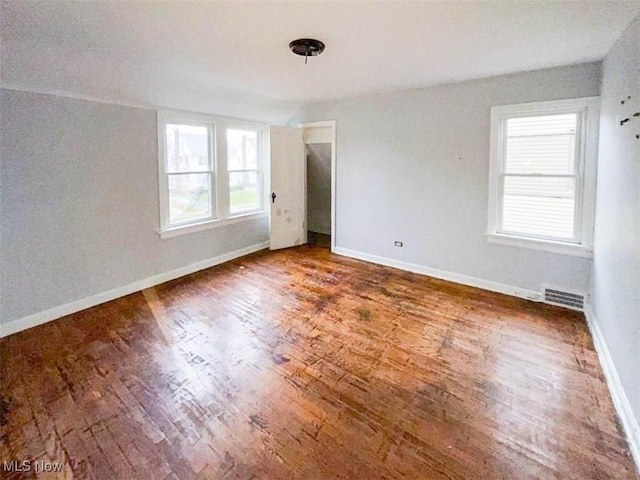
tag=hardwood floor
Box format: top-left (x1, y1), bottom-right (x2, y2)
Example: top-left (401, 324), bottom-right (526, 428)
top-left (1, 245), bottom-right (637, 479)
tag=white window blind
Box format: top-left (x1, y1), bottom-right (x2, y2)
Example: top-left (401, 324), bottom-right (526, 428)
top-left (500, 113), bottom-right (578, 241)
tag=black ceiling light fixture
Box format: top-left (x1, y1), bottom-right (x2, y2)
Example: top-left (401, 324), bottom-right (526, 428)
top-left (289, 38), bottom-right (325, 64)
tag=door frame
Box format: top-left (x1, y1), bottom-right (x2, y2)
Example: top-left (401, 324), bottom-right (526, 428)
top-left (299, 121), bottom-right (337, 252)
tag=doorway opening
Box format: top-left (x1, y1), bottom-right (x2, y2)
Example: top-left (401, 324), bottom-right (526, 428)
top-left (306, 143), bottom-right (332, 247)
top-left (302, 121), bottom-right (335, 250)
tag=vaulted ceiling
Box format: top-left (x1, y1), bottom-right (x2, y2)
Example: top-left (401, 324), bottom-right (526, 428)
top-left (2, 1), bottom-right (639, 122)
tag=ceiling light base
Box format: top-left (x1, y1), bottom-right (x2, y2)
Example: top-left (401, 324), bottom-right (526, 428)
top-left (289, 38), bottom-right (325, 64)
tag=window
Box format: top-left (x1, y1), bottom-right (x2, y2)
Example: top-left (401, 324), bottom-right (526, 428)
top-left (158, 111), bottom-right (267, 238)
top-left (487, 97), bottom-right (599, 257)
top-left (227, 129), bottom-right (262, 214)
top-left (164, 123), bottom-right (214, 226)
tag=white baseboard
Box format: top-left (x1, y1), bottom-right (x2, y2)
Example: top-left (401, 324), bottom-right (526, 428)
top-left (334, 247), bottom-right (542, 302)
top-left (0, 241), bottom-right (270, 338)
top-left (584, 305), bottom-right (640, 472)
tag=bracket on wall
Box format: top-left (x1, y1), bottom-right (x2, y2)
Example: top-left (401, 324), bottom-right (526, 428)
top-left (617, 96), bottom-right (640, 141)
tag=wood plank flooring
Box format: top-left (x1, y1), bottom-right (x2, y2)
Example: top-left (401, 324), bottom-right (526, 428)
top-left (1, 245), bottom-right (637, 479)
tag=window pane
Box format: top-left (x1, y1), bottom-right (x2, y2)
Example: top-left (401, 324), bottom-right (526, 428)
top-left (168, 173), bottom-right (212, 225)
top-left (227, 129), bottom-right (258, 170)
top-left (165, 124), bottom-right (210, 173)
top-left (505, 114), bottom-right (576, 174)
top-left (229, 171), bottom-right (259, 213)
top-left (502, 176), bottom-right (576, 240)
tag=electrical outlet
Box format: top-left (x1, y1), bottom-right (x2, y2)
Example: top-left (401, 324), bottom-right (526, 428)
top-left (394, 241), bottom-right (403, 247)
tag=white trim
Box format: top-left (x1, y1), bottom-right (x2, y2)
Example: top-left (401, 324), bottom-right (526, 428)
top-left (300, 120), bottom-right (337, 253)
top-left (584, 305), bottom-right (640, 473)
top-left (334, 247), bottom-right (542, 301)
top-left (0, 242), bottom-right (270, 339)
top-left (486, 233), bottom-right (593, 258)
top-left (580, 99), bottom-right (600, 246)
top-left (158, 211), bottom-right (268, 239)
top-left (158, 116), bottom-right (217, 231)
top-left (157, 109), bottom-right (268, 237)
top-left (487, 96), bottom-right (600, 254)
top-left (300, 120), bottom-right (336, 129)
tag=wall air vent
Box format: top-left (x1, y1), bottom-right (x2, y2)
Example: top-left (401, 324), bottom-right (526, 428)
top-left (542, 287), bottom-right (585, 311)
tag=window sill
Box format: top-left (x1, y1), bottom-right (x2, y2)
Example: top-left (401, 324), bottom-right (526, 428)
top-left (159, 211), bottom-right (268, 239)
top-left (486, 233), bottom-right (593, 258)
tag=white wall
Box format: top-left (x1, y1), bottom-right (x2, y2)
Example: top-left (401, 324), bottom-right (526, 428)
top-left (0, 90), bottom-right (269, 327)
top-left (591, 14), bottom-right (640, 455)
top-left (292, 63), bottom-right (601, 294)
top-left (306, 143), bottom-right (332, 235)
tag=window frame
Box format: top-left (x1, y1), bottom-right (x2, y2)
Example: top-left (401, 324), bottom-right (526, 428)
top-left (486, 97), bottom-right (600, 258)
top-left (157, 110), bottom-right (268, 239)
top-left (160, 119), bottom-right (217, 229)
